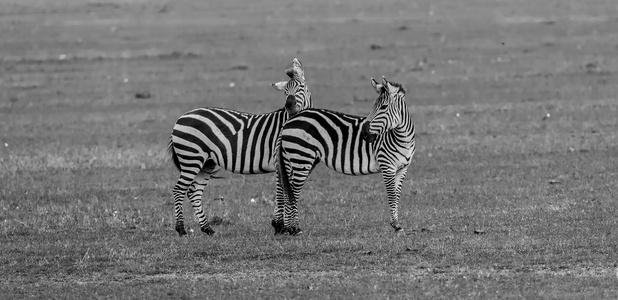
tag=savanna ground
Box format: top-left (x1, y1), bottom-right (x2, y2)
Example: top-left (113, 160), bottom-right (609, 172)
top-left (1, 0), bottom-right (618, 298)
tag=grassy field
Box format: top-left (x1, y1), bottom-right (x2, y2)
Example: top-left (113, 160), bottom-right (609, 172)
top-left (1, 0), bottom-right (618, 298)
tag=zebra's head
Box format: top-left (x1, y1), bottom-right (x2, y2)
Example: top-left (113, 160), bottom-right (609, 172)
top-left (271, 58), bottom-right (312, 116)
top-left (361, 76), bottom-right (407, 143)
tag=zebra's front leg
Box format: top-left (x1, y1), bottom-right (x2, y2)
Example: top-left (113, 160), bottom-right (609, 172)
top-left (187, 178), bottom-right (215, 235)
top-left (381, 167), bottom-right (408, 233)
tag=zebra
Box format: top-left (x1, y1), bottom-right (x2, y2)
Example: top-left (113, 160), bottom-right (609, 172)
top-left (275, 76), bottom-right (415, 235)
top-left (168, 58), bottom-right (312, 236)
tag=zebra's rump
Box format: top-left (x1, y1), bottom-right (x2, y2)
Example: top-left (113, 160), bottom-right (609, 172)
top-left (171, 107), bottom-right (287, 174)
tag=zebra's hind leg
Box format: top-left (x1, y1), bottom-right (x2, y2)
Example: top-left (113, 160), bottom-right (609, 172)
top-left (285, 226), bottom-right (303, 236)
top-left (283, 166), bottom-right (312, 236)
top-left (187, 164), bottom-right (219, 235)
top-left (172, 177), bottom-right (193, 236)
top-left (187, 179), bottom-right (215, 235)
top-left (272, 170), bottom-right (286, 234)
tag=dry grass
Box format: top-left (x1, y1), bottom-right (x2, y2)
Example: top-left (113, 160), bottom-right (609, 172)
top-left (1, 0), bottom-right (618, 298)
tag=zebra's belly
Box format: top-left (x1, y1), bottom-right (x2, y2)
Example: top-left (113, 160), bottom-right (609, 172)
top-left (204, 138), bottom-right (278, 174)
top-left (218, 160), bottom-right (277, 174)
top-left (321, 158), bottom-right (380, 175)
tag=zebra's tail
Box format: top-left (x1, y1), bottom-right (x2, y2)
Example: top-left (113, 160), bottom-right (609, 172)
top-left (277, 138), bottom-right (294, 203)
top-left (168, 137), bottom-right (181, 172)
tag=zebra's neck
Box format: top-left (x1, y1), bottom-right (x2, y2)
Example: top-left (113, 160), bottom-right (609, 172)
top-left (390, 106), bottom-right (415, 143)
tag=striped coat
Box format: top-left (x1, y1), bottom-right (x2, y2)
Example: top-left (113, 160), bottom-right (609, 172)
top-left (169, 58), bottom-right (312, 236)
top-left (275, 77), bottom-right (415, 235)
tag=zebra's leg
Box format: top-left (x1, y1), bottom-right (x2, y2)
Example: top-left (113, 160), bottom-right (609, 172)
top-left (172, 175), bottom-right (193, 236)
top-left (187, 174), bottom-right (215, 235)
top-left (187, 161), bottom-right (219, 235)
top-left (284, 165), bottom-right (312, 236)
top-left (271, 171), bottom-right (286, 234)
top-left (381, 167), bottom-right (408, 233)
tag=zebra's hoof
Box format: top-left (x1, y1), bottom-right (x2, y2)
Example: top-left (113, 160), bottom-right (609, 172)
top-left (286, 227), bottom-right (303, 236)
top-left (176, 226), bottom-right (187, 237)
top-left (201, 227), bottom-right (216, 235)
top-left (272, 220), bottom-right (284, 234)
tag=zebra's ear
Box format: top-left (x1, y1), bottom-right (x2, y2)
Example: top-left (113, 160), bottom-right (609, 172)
top-left (286, 58), bottom-right (305, 80)
top-left (292, 58), bottom-right (303, 68)
top-left (271, 81), bottom-right (287, 91)
top-left (370, 77), bottom-right (383, 94)
top-left (285, 68), bottom-right (295, 79)
top-left (381, 76), bottom-right (396, 93)
top-left (382, 76), bottom-right (401, 93)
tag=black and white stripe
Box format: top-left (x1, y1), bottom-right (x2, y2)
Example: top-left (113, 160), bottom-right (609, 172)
top-left (169, 58), bottom-right (312, 236)
top-left (275, 76), bottom-right (415, 235)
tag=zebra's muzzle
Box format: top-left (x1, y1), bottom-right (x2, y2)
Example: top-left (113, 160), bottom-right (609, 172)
top-left (361, 122), bottom-right (377, 143)
top-left (285, 95), bottom-right (300, 116)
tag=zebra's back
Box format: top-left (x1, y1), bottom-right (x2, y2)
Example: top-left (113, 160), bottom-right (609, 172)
top-left (172, 107), bottom-right (287, 174)
top-left (280, 108), bottom-right (379, 175)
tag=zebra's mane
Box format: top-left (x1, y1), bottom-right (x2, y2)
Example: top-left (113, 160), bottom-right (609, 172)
top-left (388, 81), bottom-right (406, 94)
